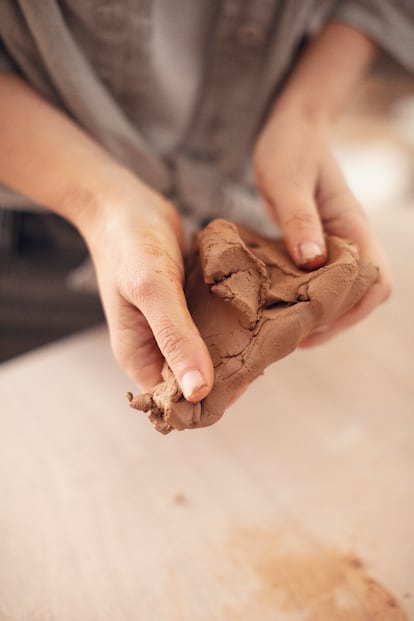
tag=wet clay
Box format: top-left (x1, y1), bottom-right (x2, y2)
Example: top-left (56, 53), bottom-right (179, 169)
top-left (225, 526), bottom-right (409, 620)
top-left (128, 219), bottom-right (378, 433)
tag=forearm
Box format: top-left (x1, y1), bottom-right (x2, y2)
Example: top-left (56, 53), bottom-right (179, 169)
top-left (0, 72), bottom-right (139, 235)
top-left (272, 21), bottom-right (377, 127)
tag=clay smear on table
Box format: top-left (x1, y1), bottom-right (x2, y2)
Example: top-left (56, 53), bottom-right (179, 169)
top-left (224, 527), bottom-right (409, 620)
top-left (128, 219), bottom-right (378, 433)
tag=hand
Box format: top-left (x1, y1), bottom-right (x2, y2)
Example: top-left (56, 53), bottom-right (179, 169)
top-left (80, 176), bottom-right (214, 399)
top-left (253, 106), bottom-right (392, 346)
top-left (0, 74), bottom-right (213, 400)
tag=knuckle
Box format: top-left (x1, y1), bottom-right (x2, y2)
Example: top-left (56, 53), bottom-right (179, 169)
top-left (321, 187), bottom-right (368, 227)
top-left (283, 208), bottom-right (318, 233)
top-left (156, 322), bottom-right (189, 362)
top-left (133, 272), bottom-right (158, 304)
top-left (348, 208), bottom-right (368, 230)
top-left (319, 185), bottom-right (349, 208)
top-left (128, 271), bottom-right (180, 308)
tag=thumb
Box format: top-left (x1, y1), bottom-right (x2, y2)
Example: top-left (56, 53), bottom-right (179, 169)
top-left (133, 273), bottom-right (214, 402)
top-left (264, 187), bottom-right (327, 270)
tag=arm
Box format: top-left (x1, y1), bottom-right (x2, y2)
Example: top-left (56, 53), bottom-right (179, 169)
top-left (0, 72), bottom-right (214, 399)
top-left (254, 21), bottom-right (391, 345)
top-left (275, 20), bottom-right (377, 127)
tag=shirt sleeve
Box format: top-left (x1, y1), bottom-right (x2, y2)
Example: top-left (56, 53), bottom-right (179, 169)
top-left (331, 0), bottom-right (414, 73)
top-left (0, 40), bottom-right (16, 73)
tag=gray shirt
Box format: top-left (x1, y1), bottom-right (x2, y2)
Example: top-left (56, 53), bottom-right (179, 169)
top-left (1, 0), bottom-right (414, 232)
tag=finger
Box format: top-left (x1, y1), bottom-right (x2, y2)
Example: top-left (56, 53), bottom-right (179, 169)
top-left (109, 297), bottom-right (165, 392)
top-left (261, 185), bottom-right (327, 270)
top-left (317, 159), bottom-right (392, 308)
top-left (317, 154), bottom-right (381, 255)
top-left (326, 266), bottom-right (391, 331)
top-left (228, 384), bottom-right (248, 406)
top-left (130, 272), bottom-right (214, 403)
top-left (300, 264), bottom-right (391, 349)
top-left (299, 325), bottom-right (339, 348)
top-left (300, 246), bottom-right (391, 349)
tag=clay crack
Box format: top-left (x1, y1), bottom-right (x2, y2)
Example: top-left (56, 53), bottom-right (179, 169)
top-left (211, 267), bottom-right (256, 285)
top-left (212, 271), bottom-right (236, 284)
top-left (221, 335), bottom-right (255, 361)
top-left (265, 299), bottom-right (300, 310)
top-left (127, 221), bottom-right (378, 434)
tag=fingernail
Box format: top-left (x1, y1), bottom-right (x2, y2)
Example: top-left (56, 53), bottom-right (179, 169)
top-left (299, 241), bottom-right (326, 270)
top-left (181, 369), bottom-right (206, 400)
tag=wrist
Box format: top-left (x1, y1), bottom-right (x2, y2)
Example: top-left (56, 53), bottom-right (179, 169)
top-left (266, 21), bottom-right (377, 131)
top-left (61, 164), bottom-right (182, 256)
top-left (268, 90), bottom-right (335, 131)
top-left (58, 164), bottom-right (147, 237)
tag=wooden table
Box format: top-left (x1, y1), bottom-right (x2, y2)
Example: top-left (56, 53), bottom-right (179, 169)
top-left (1, 205), bottom-right (413, 620)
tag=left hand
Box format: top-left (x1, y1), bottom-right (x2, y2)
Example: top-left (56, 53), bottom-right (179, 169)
top-left (253, 105), bottom-right (392, 347)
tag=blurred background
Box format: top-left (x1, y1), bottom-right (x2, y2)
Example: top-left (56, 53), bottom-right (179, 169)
top-left (1, 53), bottom-right (414, 363)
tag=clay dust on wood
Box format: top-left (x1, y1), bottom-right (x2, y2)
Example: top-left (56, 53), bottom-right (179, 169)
top-left (224, 526), bottom-right (408, 620)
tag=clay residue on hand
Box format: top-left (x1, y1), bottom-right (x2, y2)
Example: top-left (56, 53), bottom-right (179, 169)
top-left (128, 219), bottom-right (378, 433)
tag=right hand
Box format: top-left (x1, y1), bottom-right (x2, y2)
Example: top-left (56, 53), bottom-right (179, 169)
top-left (79, 176), bottom-right (214, 401)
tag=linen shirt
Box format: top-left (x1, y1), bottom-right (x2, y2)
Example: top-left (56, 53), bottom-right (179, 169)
top-left (1, 0), bottom-right (413, 233)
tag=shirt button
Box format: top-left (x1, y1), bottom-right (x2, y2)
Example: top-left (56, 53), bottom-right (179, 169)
top-left (237, 23), bottom-right (265, 47)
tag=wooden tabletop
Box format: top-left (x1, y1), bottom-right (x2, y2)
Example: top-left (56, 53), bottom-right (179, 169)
top-left (0, 205), bottom-right (413, 621)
